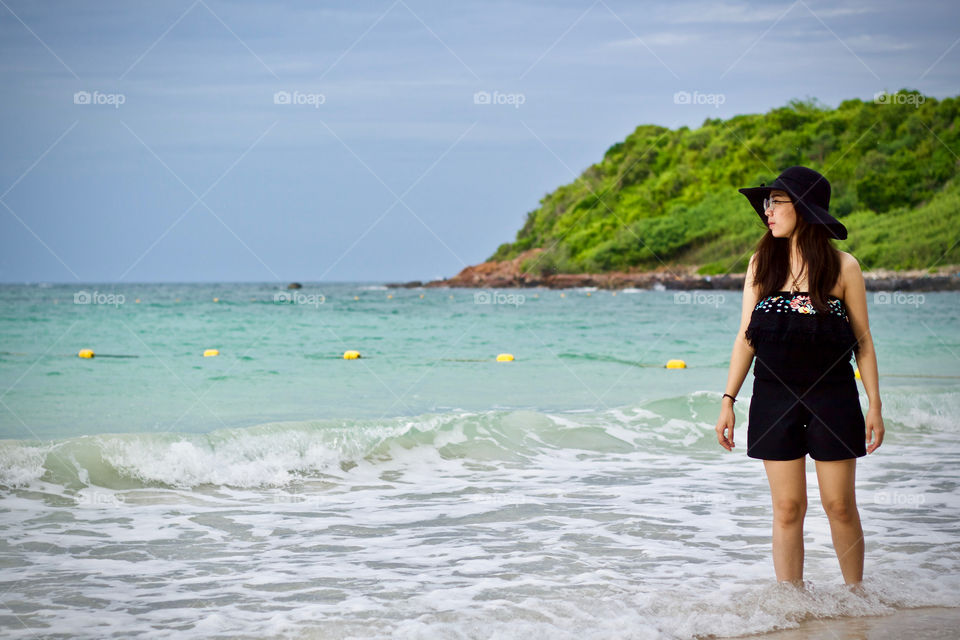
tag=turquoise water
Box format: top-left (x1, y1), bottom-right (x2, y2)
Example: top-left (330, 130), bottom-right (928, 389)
top-left (1, 283), bottom-right (762, 439)
top-left (2, 283), bottom-right (957, 440)
top-left (1, 283), bottom-right (959, 638)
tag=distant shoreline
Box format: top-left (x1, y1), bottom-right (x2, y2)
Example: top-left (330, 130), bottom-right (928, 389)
top-left (387, 249), bottom-right (960, 292)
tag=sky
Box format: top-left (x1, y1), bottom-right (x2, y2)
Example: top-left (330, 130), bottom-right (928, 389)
top-left (1, 0), bottom-right (958, 284)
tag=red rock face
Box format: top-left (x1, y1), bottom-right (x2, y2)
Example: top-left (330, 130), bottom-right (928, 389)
top-left (423, 249), bottom-right (729, 290)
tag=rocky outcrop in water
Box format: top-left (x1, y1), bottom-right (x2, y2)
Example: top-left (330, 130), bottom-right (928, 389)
top-left (386, 249), bottom-right (960, 291)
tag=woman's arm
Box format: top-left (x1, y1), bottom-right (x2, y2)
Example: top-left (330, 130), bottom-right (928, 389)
top-left (723, 260), bottom-right (759, 404)
top-left (716, 254), bottom-right (758, 451)
top-left (841, 253), bottom-right (885, 452)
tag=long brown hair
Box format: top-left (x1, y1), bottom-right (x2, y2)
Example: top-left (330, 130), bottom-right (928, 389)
top-left (752, 213), bottom-right (842, 312)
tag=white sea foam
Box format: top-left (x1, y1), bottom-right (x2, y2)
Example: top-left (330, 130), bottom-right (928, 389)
top-left (1, 390), bottom-right (959, 638)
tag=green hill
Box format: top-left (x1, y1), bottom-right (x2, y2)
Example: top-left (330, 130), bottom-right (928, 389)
top-left (490, 90), bottom-right (960, 276)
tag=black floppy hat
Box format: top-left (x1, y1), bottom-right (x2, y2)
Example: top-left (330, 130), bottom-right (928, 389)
top-left (738, 166), bottom-right (848, 240)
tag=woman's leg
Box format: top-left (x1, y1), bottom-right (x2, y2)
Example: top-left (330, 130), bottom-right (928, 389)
top-left (815, 458), bottom-right (863, 584)
top-left (763, 457), bottom-right (807, 583)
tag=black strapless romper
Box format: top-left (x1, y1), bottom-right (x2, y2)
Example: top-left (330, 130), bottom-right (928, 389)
top-left (743, 291), bottom-right (867, 461)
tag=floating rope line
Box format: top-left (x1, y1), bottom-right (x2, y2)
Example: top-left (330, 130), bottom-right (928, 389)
top-left (0, 351), bottom-right (957, 377)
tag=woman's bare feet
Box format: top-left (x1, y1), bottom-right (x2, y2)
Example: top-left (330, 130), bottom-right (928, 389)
top-left (775, 578), bottom-right (808, 591)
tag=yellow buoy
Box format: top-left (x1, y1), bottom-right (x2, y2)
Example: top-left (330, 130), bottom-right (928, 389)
top-left (78, 349), bottom-right (95, 359)
top-left (419, 294), bottom-right (424, 299)
top-left (665, 359), bottom-right (686, 369)
top-left (449, 295), bottom-right (454, 299)
top-left (135, 298), bottom-right (141, 303)
top-left (387, 294), bottom-right (393, 300)
top-left (560, 293), bottom-right (565, 298)
top-left (203, 349), bottom-right (219, 357)
top-left (213, 297), bottom-right (219, 303)
top-left (343, 350), bottom-right (361, 360)
top-left (854, 367), bottom-right (861, 379)
top-left (354, 296), bottom-right (359, 300)
top-left (496, 353), bottom-right (514, 362)
top-left (586, 292), bottom-right (591, 297)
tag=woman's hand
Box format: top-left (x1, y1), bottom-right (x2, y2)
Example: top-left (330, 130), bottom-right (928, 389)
top-left (866, 406), bottom-right (884, 454)
top-left (716, 405), bottom-right (736, 451)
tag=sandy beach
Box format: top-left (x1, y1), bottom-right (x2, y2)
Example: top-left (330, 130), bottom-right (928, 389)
top-left (739, 606), bottom-right (960, 640)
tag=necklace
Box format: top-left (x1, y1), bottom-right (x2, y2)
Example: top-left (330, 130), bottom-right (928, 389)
top-left (789, 264), bottom-right (805, 294)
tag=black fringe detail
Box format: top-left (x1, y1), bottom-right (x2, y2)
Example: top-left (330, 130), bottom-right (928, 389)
top-left (744, 312), bottom-right (861, 359)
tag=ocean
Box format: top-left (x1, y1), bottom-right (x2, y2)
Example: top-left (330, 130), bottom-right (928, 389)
top-left (1, 282), bottom-right (958, 639)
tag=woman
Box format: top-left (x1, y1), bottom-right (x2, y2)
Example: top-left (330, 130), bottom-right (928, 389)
top-left (714, 165), bottom-right (885, 588)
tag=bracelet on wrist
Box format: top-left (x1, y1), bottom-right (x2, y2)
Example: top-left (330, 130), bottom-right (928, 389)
top-left (722, 393), bottom-right (737, 404)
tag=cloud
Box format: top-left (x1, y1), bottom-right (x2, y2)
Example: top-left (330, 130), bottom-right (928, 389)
top-left (842, 33), bottom-right (915, 53)
top-left (653, 1), bottom-right (874, 24)
top-left (605, 33), bottom-right (698, 48)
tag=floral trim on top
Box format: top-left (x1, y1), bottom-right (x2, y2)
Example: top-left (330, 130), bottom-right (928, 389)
top-left (745, 290), bottom-right (860, 360)
top-left (753, 292), bottom-right (847, 319)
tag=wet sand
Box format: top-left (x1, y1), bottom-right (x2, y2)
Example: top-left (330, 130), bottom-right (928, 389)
top-left (737, 606), bottom-right (960, 639)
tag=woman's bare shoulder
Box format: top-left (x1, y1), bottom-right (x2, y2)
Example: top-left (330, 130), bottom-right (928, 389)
top-left (838, 251), bottom-right (862, 298)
